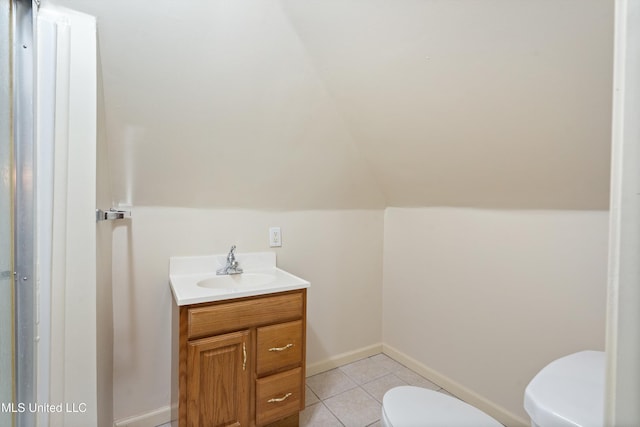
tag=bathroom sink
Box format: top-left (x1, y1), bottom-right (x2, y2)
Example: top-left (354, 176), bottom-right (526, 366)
top-left (197, 273), bottom-right (275, 289)
top-left (169, 251), bottom-right (310, 305)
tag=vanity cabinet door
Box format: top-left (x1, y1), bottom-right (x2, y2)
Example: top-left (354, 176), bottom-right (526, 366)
top-left (187, 330), bottom-right (250, 427)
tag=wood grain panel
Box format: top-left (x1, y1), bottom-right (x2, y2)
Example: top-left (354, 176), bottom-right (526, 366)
top-left (187, 331), bottom-right (250, 427)
top-left (188, 291), bottom-right (303, 339)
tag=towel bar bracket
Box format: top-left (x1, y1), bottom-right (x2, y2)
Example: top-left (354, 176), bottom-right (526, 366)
top-left (96, 207), bottom-right (132, 222)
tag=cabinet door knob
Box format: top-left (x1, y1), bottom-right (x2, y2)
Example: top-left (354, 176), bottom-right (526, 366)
top-left (268, 343), bottom-right (294, 352)
top-left (267, 393), bottom-right (292, 403)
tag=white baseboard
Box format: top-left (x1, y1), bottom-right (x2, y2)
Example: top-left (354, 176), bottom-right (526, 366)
top-left (306, 343), bottom-right (383, 377)
top-left (113, 404), bottom-right (176, 427)
top-left (382, 344), bottom-right (529, 427)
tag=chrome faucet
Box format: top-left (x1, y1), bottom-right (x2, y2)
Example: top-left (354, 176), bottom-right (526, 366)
top-left (217, 245), bottom-right (243, 275)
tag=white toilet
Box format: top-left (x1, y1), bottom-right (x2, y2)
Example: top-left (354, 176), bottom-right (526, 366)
top-left (524, 350), bottom-right (605, 427)
top-left (381, 351), bottom-right (604, 427)
top-left (381, 386), bottom-right (502, 427)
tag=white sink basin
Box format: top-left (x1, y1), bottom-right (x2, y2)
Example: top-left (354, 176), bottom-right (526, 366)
top-left (197, 272), bottom-right (275, 289)
top-left (169, 252), bottom-right (310, 305)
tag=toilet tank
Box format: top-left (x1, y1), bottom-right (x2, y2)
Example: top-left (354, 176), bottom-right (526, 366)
top-left (524, 350), bottom-right (605, 427)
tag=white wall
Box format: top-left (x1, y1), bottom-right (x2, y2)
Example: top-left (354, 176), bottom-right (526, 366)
top-left (383, 207), bottom-right (609, 424)
top-left (49, 0), bottom-right (387, 211)
top-left (111, 207), bottom-right (383, 423)
top-left (48, 0), bottom-right (612, 211)
top-left (284, 0), bottom-right (613, 210)
top-left (114, 206), bottom-right (610, 426)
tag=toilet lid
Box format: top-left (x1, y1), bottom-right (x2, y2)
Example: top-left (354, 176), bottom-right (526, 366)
top-left (524, 350), bottom-right (604, 427)
top-left (382, 386), bottom-right (503, 427)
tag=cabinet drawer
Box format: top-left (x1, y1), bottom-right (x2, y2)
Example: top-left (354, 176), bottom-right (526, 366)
top-left (188, 291), bottom-right (303, 339)
top-left (257, 320), bottom-right (303, 376)
top-left (256, 367), bottom-right (302, 426)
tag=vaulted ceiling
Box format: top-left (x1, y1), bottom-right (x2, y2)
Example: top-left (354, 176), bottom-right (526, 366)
top-left (51, 0), bottom-right (613, 210)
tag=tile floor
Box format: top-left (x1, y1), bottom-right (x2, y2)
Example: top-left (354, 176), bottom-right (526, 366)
top-left (301, 353), bottom-right (453, 427)
top-left (157, 353), bottom-right (457, 427)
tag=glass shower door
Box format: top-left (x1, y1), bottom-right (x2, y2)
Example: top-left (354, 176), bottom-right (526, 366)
top-left (0, 0), bottom-right (15, 424)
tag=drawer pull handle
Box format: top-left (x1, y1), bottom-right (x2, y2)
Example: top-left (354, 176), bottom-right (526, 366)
top-left (268, 343), bottom-right (294, 352)
top-left (242, 342), bottom-right (247, 371)
top-left (268, 392), bottom-right (292, 403)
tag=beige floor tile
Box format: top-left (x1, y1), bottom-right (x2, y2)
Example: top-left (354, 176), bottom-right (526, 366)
top-left (361, 373), bottom-right (408, 403)
top-left (324, 387), bottom-right (381, 427)
top-left (339, 357), bottom-right (390, 385)
top-left (306, 368), bottom-right (358, 400)
top-left (369, 353), bottom-right (405, 372)
top-left (305, 385), bottom-right (321, 406)
top-left (393, 366), bottom-right (440, 390)
top-left (300, 402), bottom-right (343, 427)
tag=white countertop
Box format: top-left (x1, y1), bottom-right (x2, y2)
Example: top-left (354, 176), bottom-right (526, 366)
top-left (169, 252), bottom-right (310, 306)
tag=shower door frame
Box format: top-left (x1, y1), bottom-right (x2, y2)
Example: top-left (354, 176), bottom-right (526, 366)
top-left (0, 0), bottom-right (15, 424)
top-left (13, 1), bottom-right (36, 426)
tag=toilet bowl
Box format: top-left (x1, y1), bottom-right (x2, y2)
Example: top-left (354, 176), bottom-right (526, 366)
top-left (524, 350), bottom-right (604, 427)
top-left (381, 386), bottom-right (503, 427)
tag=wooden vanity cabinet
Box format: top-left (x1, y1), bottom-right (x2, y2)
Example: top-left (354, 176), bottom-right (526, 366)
top-left (178, 289), bottom-right (307, 427)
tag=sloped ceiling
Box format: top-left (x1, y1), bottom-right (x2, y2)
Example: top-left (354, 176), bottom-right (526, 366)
top-left (51, 0), bottom-right (613, 210)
